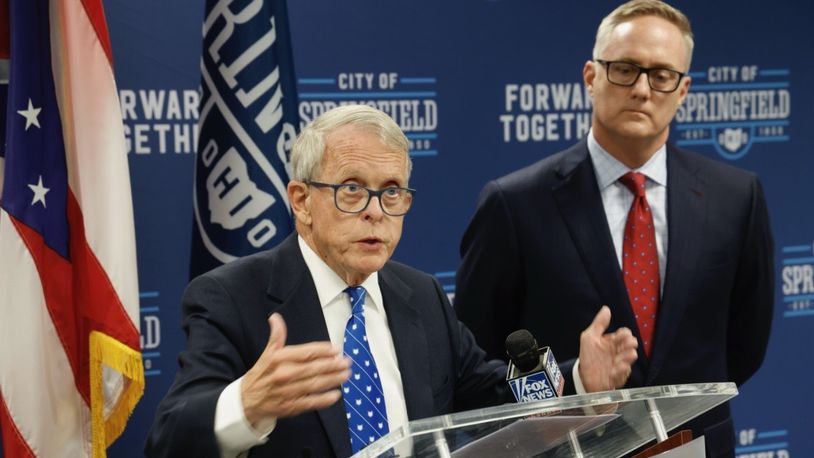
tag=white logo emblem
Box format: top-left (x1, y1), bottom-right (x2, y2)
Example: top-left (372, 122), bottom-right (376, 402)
top-left (207, 148), bottom-right (275, 230)
top-left (719, 128), bottom-right (749, 153)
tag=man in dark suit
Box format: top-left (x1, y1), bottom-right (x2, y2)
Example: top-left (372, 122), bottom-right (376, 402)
top-left (455, 2), bottom-right (774, 457)
top-left (146, 105), bottom-right (639, 457)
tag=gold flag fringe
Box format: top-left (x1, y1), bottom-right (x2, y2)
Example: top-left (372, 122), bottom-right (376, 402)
top-left (89, 330), bottom-right (145, 458)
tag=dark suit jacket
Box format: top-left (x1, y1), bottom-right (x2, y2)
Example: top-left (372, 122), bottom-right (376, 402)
top-left (455, 140), bottom-right (774, 458)
top-left (146, 234), bottom-right (507, 458)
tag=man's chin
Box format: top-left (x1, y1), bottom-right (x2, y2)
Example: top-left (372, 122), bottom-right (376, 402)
top-left (350, 252), bottom-right (389, 274)
top-left (613, 123), bottom-right (661, 141)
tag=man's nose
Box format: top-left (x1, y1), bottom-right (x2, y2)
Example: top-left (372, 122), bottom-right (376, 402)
top-left (630, 72), bottom-right (652, 97)
top-left (362, 195), bottom-right (385, 220)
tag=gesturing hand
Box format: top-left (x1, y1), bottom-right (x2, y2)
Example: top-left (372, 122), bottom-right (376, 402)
top-left (241, 313), bottom-right (351, 429)
top-left (578, 306), bottom-right (639, 393)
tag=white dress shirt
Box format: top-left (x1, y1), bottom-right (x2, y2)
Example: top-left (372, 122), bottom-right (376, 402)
top-left (213, 236), bottom-right (409, 457)
top-left (572, 130), bottom-right (669, 392)
top-left (586, 130), bottom-right (668, 288)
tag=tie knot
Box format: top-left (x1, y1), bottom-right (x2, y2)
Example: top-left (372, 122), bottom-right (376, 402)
top-left (345, 286), bottom-right (367, 314)
top-left (619, 172), bottom-right (647, 197)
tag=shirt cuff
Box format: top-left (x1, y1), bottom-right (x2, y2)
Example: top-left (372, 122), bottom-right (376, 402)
top-left (572, 358), bottom-right (604, 419)
top-left (214, 377), bottom-right (277, 458)
top-left (572, 358), bottom-right (587, 394)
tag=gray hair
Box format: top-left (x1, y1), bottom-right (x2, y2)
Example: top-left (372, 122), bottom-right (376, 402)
top-left (290, 105), bottom-right (412, 182)
top-left (593, 0), bottom-right (694, 71)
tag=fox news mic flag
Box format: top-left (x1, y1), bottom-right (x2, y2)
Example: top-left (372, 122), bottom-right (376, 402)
top-left (190, 0), bottom-right (300, 278)
top-left (0, 0), bottom-right (143, 457)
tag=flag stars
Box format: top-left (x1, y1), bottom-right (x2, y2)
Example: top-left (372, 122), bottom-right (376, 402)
top-left (18, 99), bottom-right (42, 130)
top-left (28, 175), bottom-right (50, 208)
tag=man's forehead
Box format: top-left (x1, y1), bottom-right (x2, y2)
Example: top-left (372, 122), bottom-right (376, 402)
top-left (604, 16), bottom-right (687, 68)
top-left (322, 130), bottom-right (407, 180)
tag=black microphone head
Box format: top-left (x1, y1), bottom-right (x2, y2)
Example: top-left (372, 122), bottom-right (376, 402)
top-left (505, 329), bottom-right (540, 373)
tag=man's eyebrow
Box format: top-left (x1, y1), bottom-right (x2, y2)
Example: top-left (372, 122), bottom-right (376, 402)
top-left (615, 58), bottom-right (682, 70)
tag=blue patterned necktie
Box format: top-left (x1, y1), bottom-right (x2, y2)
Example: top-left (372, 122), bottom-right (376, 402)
top-left (342, 286), bottom-right (389, 453)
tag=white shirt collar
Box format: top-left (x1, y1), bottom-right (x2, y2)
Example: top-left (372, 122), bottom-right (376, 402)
top-left (297, 235), bottom-right (384, 313)
top-left (587, 129), bottom-right (668, 190)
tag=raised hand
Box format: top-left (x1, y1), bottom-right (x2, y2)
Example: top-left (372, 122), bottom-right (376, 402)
top-left (241, 313), bottom-right (351, 428)
top-left (578, 306), bottom-right (639, 393)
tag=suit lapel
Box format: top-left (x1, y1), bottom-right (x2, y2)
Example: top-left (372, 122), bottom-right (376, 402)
top-left (378, 266), bottom-right (435, 420)
top-left (552, 142), bottom-right (648, 378)
top-left (647, 146), bottom-right (705, 383)
top-left (265, 235), bottom-right (352, 458)
top-left (552, 143), bottom-right (640, 329)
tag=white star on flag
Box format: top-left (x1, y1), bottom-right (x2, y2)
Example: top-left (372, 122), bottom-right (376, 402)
top-left (17, 98), bottom-right (42, 131)
top-left (28, 175), bottom-right (50, 208)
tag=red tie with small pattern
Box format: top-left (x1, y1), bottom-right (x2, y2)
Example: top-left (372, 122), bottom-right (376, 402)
top-left (619, 172), bottom-right (660, 356)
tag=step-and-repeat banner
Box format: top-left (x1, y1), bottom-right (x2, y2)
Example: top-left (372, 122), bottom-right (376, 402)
top-left (105, 1), bottom-right (811, 456)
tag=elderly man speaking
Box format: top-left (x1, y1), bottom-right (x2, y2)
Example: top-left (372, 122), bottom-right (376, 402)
top-left (146, 105), bottom-right (638, 458)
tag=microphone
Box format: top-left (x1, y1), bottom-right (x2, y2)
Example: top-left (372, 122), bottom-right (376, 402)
top-left (505, 329), bottom-right (565, 402)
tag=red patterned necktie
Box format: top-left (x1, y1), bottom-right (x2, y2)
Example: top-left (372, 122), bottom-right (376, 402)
top-left (619, 172), bottom-right (660, 356)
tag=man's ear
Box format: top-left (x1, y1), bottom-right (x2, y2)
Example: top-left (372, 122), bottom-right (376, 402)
top-left (583, 60), bottom-right (597, 97)
top-left (676, 74), bottom-right (692, 106)
top-left (288, 181), bottom-right (311, 226)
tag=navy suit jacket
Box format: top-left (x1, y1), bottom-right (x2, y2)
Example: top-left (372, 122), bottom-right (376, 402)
top-left (455, 140), bottom-right (774, 457)
top-left (145, 234), bottom-right (507, 458)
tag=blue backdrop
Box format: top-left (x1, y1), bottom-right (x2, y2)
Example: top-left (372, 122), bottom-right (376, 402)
top-left (105, 1), bottom-right (812, 456)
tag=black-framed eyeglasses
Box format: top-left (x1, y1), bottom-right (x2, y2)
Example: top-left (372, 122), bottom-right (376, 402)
top-left (595, 59), bottom-right (686, 93)
top-left (305, 180), bottom-right (416, 216)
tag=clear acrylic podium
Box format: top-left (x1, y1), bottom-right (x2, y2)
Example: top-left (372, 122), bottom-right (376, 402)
top-left (351, 382), bottom-right (737, 458)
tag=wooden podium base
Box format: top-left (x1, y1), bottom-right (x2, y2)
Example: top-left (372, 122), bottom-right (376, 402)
top-left (631, 430), bottom-right (694, 458)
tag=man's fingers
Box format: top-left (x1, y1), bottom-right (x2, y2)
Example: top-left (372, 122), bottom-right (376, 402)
top-left (272, 341), bottom-right (343, 363)
top-left (267, 354), bottom-right (351, 388)
top-left (294, 367), bottom-right (351, 397)
top-left (587, 305), bottom-right (611, 335)
top-left (608, 327), bottom-right (637, 349)
top-left (301, 389), bottom-right (344, 412)
top-left (610, 326), bottom-right (634, 341)
top-left (265, 362), bottom-right (351, 407)
top-left (614, 346), bottom-right (638, 365)
top-left (278, 389), bottom-right (344, 418)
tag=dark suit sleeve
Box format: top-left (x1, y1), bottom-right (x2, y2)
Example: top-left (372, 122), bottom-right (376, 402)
top-left (145, 275), bottom-right (252, 458)
top-left (455, 180), bottom-right (525, 361)
top-left (727, 175), bottom-right (774, 386)
top-left (427, 275), bottom-right (510, 411)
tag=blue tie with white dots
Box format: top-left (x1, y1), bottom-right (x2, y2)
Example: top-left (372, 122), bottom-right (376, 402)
top-left (342, 286), bottom-right (389, 453)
